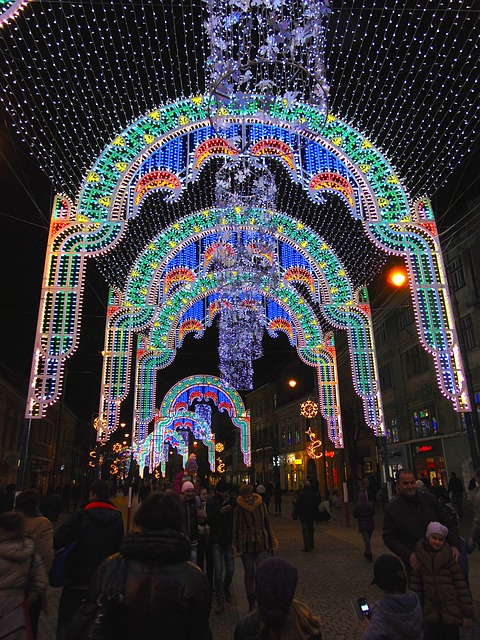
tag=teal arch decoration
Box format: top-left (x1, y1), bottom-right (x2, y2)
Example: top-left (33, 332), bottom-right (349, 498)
top-left (26, 97), bottom-right (469, 447)
top-left (138, 375), bottom-right (251, 472)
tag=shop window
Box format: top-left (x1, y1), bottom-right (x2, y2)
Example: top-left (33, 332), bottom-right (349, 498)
top-left (386, 417), bottom-right (399, 443)
top-left (413, 408), bottom-right (438, 438)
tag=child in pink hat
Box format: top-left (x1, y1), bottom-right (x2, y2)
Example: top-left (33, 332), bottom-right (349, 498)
top-left (410, 521), bottom-right (474, 639)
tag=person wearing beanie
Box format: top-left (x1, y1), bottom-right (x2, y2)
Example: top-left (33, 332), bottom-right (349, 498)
top-left (206, 479), bottom-right (236, 614)
top-left (353, 490), bottom-right (375, 562)
top-left (181, 481), bottom-right (199, 564)
top-left (382, 469), bottom-right (460, 575)
top-left (410, 521), bottom-right (474, 639)
top-left (233, 484), bottom-right (278, 611)
top-left (234, 556), bottom-right (321, 639)
top-left (363, 554), bottom-right (422, 640)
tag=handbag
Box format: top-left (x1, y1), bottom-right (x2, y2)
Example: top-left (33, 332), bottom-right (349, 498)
top-left (69, 555), bottom-right (127, 640)
top-left (49, 541), bottom-right (77, 587)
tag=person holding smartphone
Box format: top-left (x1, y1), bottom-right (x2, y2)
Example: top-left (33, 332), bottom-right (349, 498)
top-left (362, 554), bottom-right (423, 640)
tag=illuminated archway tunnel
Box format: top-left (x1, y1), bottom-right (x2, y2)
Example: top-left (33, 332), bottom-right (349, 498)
top-left (25, 99), bottom-right (469, 450)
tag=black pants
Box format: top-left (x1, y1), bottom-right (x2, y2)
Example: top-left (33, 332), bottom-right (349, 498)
top-left (301, 519), bottom-right (315, 550)
top-left (56, 587), bottom-right (87, 640)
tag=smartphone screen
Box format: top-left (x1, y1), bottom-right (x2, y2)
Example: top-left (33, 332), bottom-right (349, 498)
top-left (358, 598), bottom-right (370, 616)
top-left (350, 597), bottom-right (370, 620)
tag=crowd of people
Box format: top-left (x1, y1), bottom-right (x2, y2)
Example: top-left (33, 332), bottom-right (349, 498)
top-left (0, 466), bottom-right (479, 639)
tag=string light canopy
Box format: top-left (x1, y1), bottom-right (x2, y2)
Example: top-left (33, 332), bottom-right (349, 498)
top-left (0, 1), bottom-right (477, 197)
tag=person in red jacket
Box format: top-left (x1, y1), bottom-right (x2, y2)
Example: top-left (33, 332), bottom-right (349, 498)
top-left (54, 480), bottom-right (124, 640)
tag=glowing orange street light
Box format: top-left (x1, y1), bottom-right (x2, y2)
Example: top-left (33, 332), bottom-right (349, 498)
top-left (387, 266), bottom-right (407, 287)
top-left (288, 379), bottom-right (297, 388)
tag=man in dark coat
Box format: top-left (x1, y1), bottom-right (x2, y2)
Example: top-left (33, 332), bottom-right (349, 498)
top-left (293, 480), bottom-right (319, 552)
top-left (447, 471), bottom-right (464, 517)
top-left (382, 469), bottom-right (460, 576)
top-left (206, 479), bottom-right (236, 614)
top-left (54, 479), bottom-right (124, 640)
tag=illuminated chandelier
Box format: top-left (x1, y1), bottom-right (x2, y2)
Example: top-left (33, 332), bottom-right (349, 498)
top-left (205, 0), bottom-right (330, 151)
top-left (211, 157), bottom-right (279, 390)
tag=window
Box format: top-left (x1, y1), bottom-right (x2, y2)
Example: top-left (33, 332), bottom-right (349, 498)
top-left (461, 314), bottom-right (476, 350)
top-left (448, 257), bottom-right (465, 291)
top-left (403, 344), bottom-right (429, 378)
top-left (386, 417), bottom-right (399, 443)
top-left (295, 428), bottom-right (300, 444)
top-left (379, 362), bottom-right (393, 391)
top-left (399, 302), bottom-right (415, 329)
top-left (376, 322), bottom-right (387, 346)
top-left (413, 408), bottom-right (438, 438)
top-left (287, 430), bottom-right (292, 446)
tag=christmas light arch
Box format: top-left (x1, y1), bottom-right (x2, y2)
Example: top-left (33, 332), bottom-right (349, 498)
top-left (26, 99), bottom-right (469, 447)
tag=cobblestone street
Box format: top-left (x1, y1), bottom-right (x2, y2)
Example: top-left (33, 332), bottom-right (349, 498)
top-left (39, 495), bottom-right (480, 640)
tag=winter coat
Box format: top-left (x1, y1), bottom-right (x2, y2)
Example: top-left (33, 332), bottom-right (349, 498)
top-left (363, 592), bottom-right (423, 640)
top-left (69, 528), bottom-right (212, 640)
top-left (233, 494), bottom-right (277, 555)
top-left (0, 533), bottom-right (48, 640)
top-left (206, 493), bottom-right (235, 545)
top-left (54, 499), bottom-right (124, 586)
top-left (294, 487), bottom-right (319, 523)
top-left (353, 498), bottom-right (375, 532)
top-left (183, 497), bottom-right (198, 543)
top-left (382, 491), bottom-right (460, 567)
top-left (23, 514), bottom-right (54, 571)
top-left (410, 539), bottom-right (474, 626)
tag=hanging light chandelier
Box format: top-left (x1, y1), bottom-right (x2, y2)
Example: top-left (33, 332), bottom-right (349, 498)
top-left (209, 157), bottom-right (280, 389)
top-left (205, 0), bottom-right (330, 153)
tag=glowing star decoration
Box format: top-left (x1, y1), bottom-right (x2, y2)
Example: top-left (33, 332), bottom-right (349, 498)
top-left (215, 442), bottom-right (225, 452)
top-left (0, 0), bottom-right (29, 26)
top-left (300, 399), bottom-right (319, 419)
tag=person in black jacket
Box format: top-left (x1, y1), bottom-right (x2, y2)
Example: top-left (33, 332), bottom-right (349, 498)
top-left (206, 479), bottom-right (235, 615)
top-left (54, 480), bottom-right (124, 640)
top-left (293, 481), bottom-right (319, 552)
top-left (69, 490), bottom-right (212, 640)
top-left (353, 490), bottom-right (375, 562)
top-left (382, 469), bottom-right (460, 577)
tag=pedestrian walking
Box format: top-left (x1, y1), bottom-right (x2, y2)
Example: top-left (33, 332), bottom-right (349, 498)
top-left (273, 480), bottom-right (282, 516)
top-left (195, 486), bottom-right (211, 576)
top-left (181, 480), bottom-right (198, 564)
top-left (40, 487), bottom-right (64, 529)
top-left (234, 556), bottom-right (322, 639)
top-left (68, 490), bottom-right (212, 640)
top-left (363, 554), bottom-right (423, 640)
top-left (382, 469), bottom-right (460, 576)
top-left (206, 479), bottom-right (235, 615)
top-left (292, 480), bottom-right (319, 552)
top-left (15, 489), bottom-right (54, 638)
top-left (447, 472), bottom-right (464, 518)
top-left (0, 511), bottom-right (48, 640)
top-left (410, 521), bottom-right (474, 640)
top-left (353, 490), bottom-right (375, 562)
top-left (233, 484), bottom-right (277, 612)
top-left (54, 480), bottom-right (124, 640)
